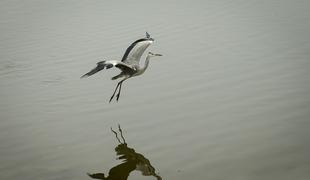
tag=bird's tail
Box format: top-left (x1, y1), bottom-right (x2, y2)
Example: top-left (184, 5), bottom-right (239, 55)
top-left (81, 61), bottom-right (111, 78)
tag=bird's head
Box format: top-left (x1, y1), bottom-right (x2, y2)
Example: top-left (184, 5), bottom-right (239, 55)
top-left (148, 52), bottom-right (162, 57)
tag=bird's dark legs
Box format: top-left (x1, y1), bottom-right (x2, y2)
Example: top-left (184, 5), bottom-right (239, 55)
top-left (116, 81), bottom-right (123, 101)
top-left (109, 79), bottom-right (126, 102)
top-left (109, 81), bottom-right (121, 103)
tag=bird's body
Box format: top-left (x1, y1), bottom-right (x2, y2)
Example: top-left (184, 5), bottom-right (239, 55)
top-left (81, 32), bottom-right (162, 102)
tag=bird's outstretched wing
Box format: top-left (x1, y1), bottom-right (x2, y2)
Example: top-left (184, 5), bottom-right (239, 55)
top-left (121, 33), bottom-right (154, 66)
top-left (81, 61), bottom-right (135, 78)
top-left (81, 61), bottom-right (110, 78)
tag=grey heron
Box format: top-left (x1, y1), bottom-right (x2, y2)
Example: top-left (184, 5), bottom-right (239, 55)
top-left (81, 32), bottom-right (162, 102)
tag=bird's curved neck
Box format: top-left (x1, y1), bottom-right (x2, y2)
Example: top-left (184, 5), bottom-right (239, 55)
top-left (136, 55), bottom-right (151, 76)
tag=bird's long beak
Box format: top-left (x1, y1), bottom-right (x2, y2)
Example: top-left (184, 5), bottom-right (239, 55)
top-left (155, 53), bottom-right (162, 56)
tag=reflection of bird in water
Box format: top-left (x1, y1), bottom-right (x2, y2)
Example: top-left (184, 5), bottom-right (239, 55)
top-left (81, 32), bottom-right (162, 102)
top-left (87, 125), bottom-right (162, 180)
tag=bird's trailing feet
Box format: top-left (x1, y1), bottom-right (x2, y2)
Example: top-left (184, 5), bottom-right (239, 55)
top-left (109, 80), bottom-right (124, 103)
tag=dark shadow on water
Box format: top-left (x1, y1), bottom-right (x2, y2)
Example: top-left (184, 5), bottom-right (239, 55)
top-left (87, 125), bottom-right (162, 180)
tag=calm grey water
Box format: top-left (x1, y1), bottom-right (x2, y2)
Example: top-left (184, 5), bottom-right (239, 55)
top-left (1, 0), bottom-right (310, 179)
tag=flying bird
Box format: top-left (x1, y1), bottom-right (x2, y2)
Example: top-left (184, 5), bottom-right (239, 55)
top-left (81, 32), bottom-right (162, 102)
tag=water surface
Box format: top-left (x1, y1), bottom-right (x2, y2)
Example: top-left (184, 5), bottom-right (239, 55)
top-left (1, 0), bottom-right (310, 179)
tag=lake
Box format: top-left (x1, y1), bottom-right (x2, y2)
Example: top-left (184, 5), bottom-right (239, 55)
top-left (1, 0), bottom-right (310, 179)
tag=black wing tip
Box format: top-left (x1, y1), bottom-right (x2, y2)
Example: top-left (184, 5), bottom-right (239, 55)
top-left (80, 74), bottom-right (89, 78)
top-left (80, 70), bottom-right (98, 78)
top-left (81, 71), bottom-right (95, 78)
top-left (80, 62), bottom-right (107, 78)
